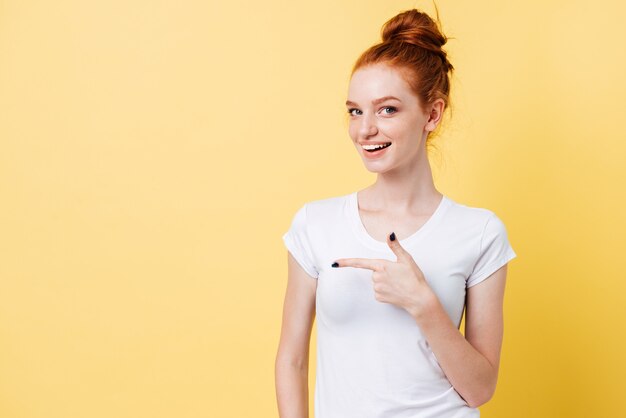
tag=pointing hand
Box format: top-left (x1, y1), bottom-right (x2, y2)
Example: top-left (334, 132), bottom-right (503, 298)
top-left (331, 232), bottom-right (436, 319)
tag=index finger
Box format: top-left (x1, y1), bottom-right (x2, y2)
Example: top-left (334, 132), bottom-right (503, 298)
top-left (331, 258), bottom-right (385, 271)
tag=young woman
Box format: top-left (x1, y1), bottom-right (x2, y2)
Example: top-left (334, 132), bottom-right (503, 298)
top-left (275, 8), bottom-right (517, 418)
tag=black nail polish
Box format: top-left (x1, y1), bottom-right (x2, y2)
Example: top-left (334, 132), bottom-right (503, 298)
top-left (331, 262), bottom-right (339, 268)
top-left (390, 232), bottom-right (396, 241)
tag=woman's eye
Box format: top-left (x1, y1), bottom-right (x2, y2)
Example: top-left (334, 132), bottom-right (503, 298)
top-left (347, 107), bottom-right (396, 116)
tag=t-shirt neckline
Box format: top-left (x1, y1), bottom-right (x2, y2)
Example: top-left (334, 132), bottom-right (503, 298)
top-left (348, 191), bottom-right (451, 251)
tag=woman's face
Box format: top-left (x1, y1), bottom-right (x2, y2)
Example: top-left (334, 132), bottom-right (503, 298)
top-left (345, 63), bottom-right (440, 173)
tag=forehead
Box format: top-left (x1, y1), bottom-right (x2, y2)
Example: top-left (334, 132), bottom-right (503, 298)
top-left (347, 64), bottom-right (414, 103)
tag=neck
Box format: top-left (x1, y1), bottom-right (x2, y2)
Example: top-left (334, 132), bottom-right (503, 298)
top-left (365, 141), bottom-right (441, 211)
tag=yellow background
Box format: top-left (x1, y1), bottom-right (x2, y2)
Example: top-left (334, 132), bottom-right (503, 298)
top-left (1, 1), bottom-right (624, 417)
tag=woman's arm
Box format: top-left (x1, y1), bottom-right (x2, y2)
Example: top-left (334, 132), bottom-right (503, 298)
top-left (413, 264), bottom-right (508, 408)
top-left (275, 251), bottom-right (318, 418)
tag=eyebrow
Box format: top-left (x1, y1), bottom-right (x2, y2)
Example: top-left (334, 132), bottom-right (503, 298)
top-left (345, 96), bottom-right (402, 107)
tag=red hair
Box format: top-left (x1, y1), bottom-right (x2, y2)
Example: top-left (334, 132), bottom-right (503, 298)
top-left (351, 6), bottom-right (455, 143)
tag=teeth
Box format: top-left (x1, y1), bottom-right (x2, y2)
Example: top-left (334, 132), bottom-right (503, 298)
top-left (362, 143), bottom-right (391, 150)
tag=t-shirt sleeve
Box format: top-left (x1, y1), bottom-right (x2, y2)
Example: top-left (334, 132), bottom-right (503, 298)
top-left (282, 204), bottom-right (319, 279)
top-left (466, 213), bottom-right (517, 288)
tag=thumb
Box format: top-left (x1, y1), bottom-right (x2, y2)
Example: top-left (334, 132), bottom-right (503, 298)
top-left (387, 232), bottom-right (412, 263)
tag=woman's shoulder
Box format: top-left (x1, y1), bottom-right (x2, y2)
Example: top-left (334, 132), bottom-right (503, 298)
top-left (298, 192), bottom-right (353, 224)
top-left (443, 195), bottom-right (504, 226)
top-left (304, 191), bottom-right (351, 206)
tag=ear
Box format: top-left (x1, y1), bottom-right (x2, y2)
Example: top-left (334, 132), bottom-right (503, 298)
top-left (425, 99), bottom-right (445, 132)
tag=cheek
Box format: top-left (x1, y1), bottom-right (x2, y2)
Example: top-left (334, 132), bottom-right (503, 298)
top-left (379, 122), bottom-right (402, 140)
top-left (383, 118), bottom-right (418, 141)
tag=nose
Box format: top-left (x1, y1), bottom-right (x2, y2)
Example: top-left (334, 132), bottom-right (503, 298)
top-left (358, 113), bottom-right (378, 139)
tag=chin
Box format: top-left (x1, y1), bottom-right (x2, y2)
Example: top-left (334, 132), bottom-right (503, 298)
top-left (362, 161), bottom-right (393, 174)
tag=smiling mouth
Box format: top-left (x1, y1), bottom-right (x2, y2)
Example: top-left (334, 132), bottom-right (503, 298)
top-left (362, 142), bottom-right (392, 152)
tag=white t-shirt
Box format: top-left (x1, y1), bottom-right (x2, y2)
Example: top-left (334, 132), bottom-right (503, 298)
top-left (282, 191), bottom-right (517, 418)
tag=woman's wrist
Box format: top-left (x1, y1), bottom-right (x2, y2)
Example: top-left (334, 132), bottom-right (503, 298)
top-left (406, 285), bottom-right (440, 323)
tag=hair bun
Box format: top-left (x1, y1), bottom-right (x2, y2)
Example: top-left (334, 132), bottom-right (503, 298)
top-left (381, 9), bottom-right (453, 72)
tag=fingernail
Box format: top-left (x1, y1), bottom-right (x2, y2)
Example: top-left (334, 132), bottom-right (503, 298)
top-left (331, 262), bottom-right (339, 268)
top-left (389, 232), bottom-right (396, 241)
